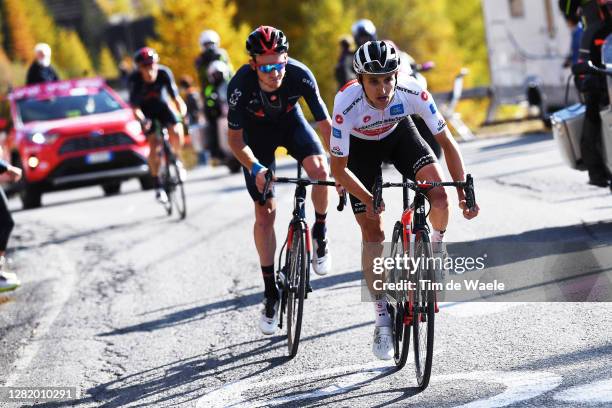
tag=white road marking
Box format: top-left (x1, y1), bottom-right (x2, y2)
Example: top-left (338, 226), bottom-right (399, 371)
top-left (553, 378), bottom-right (612, 403)
top-left (197, 362), bottom-right (562, 408)
top-left (3, 245), bottom-right (77, 387)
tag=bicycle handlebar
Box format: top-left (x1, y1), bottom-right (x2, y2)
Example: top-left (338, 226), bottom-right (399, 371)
top-left (258, 170), bottom-right (347, 211)
top-left (372, 174), bottom-right (477, 212)
top-left (572, 61), bottom-right (612, 77)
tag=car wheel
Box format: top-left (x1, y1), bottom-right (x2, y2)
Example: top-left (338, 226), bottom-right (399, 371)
top-left (21, 183), bottom-right (42, 209)
top-left (102, 181), bottom-right (121, 196)
top-left (139, 175), bottom-right (156, 190)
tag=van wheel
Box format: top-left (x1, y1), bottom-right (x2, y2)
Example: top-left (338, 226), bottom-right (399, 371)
top-left (102, 181), bottom-right (121, 196)
top-left (21, 184), bottom-right (42, 209)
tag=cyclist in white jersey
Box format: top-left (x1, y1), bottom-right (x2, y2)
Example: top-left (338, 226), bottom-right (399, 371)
top-left (330, 41), bottom-right (480, 360)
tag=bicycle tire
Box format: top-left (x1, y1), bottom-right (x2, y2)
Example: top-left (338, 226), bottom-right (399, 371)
top-left (160, 157), bottom-right (173, 216)
top-left (412, 230), bottom-right (435, 390)
top-left (286, 225), bottom-right (307, 358)
top-left (389, 222), bottom-right (410, 369)
top-left (169, 159), bottom-right (187, 219)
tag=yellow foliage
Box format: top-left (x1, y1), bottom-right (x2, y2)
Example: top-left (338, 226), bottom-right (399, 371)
top-left (54, 29), bottom-right (95, 78)
top-left (148, 0), bottom-right (250, 81)
top-left (98, 46), bottom-right (119, 78)
top-left (3, 0), bottom-right (36, 62)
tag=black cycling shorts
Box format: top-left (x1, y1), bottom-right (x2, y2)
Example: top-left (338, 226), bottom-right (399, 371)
top-left (242, 113), bottom-right (324, 202)
top-left (347, 117), bottom-right (437, 214)
top-left (141, 100), bottom-right (181, 131)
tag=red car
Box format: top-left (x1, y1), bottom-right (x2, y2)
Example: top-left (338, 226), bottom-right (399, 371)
top-left (1, 78), bottom-right (152, 208)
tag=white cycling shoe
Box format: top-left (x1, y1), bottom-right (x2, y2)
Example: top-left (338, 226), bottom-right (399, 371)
top-left (372, 326), bottom-right (394, 360)
top-left (259, 297), bottom-right (279, 335)
top-left (155, 188), bottom-right (169, 204)
top-left (312, 238), bottom-right (331, 276)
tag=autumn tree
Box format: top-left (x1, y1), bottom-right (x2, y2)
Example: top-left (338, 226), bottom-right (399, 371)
top-left (98, 45), bottom-right (119, 78)
top-left (148, 0), bottom-right (250, 81)
top-left (54, 29), bottom-right (95, 78)
top-left (3, 0), bottom-right (36, 62)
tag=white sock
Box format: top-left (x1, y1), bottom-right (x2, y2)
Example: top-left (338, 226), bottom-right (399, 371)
top-left (431, 229), bottom-right (445, 243)
top-left (374, 298), bottom-right (391, 327)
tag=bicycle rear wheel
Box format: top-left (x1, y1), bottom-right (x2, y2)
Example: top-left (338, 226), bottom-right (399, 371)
top-left (287, 225), bottom-right (307, 358)
top-left (389, 222), bottom-right (410, 369)
top-left (412, 230), bottom-right (435, 389)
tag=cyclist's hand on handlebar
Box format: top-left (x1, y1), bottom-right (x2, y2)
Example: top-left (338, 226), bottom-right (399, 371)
top-left (140, 118), bottom-right (153, 134)
top-left (335, 183), bottom-right (345, 195)
top-left (256, 168), bottom-right (272, 193)
top-left (459, 199), bottom-right (479, 220)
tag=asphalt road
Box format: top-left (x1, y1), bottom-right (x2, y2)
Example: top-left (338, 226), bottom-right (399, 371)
top-left (1, 132), bottom-right (611, 407)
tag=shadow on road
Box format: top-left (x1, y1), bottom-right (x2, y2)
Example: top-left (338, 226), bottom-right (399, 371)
top-left (99, 270), bottom-right (363, 337)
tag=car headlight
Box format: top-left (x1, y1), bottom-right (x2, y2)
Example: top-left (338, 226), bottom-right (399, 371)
top-left (126, 120), bottom-right (143, 136)
top-left (29, 132), bottom-right (58, 145)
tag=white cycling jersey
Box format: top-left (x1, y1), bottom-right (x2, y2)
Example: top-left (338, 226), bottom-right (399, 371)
top-left (330, 74), bottom-right (446, 157)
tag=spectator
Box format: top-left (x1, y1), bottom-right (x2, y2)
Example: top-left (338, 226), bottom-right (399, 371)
top-left (334, 35), bottom-right (356, 90)
top-left (203, 60), bottom-right (231, 164)
top-left (179, 76), bottom-right (206, 163)
top-left (0, 151), bottom-right (22, 292)
top-left (563, 14), bottom-right (583, 68)
top-left (26, 43), bottom-right (59, 85)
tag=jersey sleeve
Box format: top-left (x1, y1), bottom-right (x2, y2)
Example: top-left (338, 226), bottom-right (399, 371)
top-left (298, 64), bottom-right (329, 122)
top-left (162, 67), bottom-right (179, 99)
top-left (226, 74), bottom-right (245, 130)
top-left (329, 92), bottom-right (353, 158)
top-left (405, 81), bottom-right (447, 135)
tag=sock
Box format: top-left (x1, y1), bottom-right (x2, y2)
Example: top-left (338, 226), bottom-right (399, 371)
top-left (431, 229), bottom-right (445, 243)
top-left (374, 296), bottom-right (391, 327)
top-left (312, 212), bottom-right (327, 240)
top-left (261, 265), bottom-right (278, 300)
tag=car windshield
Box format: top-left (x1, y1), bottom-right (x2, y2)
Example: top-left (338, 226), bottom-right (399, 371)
top-left (16, 88), bottom-right (123, 123)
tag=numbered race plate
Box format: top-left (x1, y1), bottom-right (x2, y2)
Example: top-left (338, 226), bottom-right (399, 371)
top-left (86, 151), bottom-right (113, 164)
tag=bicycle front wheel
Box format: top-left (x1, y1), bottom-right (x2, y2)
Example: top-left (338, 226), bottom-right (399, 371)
top-left (412, 230), bottom-right (435, 390)
top-left (159, 160), bottom-right (173, 216)
top-left (389, 222), bottom-right (410, 369)
top-left (286, 225), bottom-right (307, 358)
top-left (169, 159), bottom-right (187, 219)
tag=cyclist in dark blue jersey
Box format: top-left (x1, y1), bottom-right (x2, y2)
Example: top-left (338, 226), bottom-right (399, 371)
top-left (128, 47), bottom-right (188, 202)
top-left (227, 26), bottom-right (333, 335)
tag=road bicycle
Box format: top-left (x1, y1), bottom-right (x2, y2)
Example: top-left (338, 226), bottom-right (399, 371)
top-left (260, 164), bottom-right (346, 357)
top-left (147, 121), bottom-right (187, 219)
top-left (372, 174), bottom-right (476, 389)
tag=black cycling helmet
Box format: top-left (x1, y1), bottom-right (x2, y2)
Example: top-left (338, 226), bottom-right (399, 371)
top-left (246, 26), bottom-right (289, 56)
top-left (134, 47), bottom-right (159, 65)
top-left (353, 41), bottom-right (400, 75)
top-left (351, 19), bottom-right (377, 46)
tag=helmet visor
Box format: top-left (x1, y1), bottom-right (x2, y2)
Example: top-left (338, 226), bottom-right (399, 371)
top-left (363, 58), bottom-right (399, 74)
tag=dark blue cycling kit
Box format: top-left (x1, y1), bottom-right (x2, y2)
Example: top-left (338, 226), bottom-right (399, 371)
top-left (128, 65), bottom-right (181, 127)
top-left (226, 58), bottom-right (329, 201)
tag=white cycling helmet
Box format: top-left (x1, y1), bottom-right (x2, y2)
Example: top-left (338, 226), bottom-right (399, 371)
top-left (199, 30), bottom-right (220, 47)
top-left (353, 41), bottom-right (400, 75)
top-left (207, 60), bottom-right (230, 82)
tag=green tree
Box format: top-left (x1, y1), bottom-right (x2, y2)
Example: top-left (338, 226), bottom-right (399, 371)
top-left (98, 45), bottom-right (119, 78)
top-left (54, 29), bottom-right (95, 78)
top-left (149, 0), bottom-right (249, 81)
top-left (3, 0), bottom-right (36, 62)
top-left (23, 0), bottom-right (60, 51)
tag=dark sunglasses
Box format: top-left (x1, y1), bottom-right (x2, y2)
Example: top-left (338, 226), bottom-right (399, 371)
top-left (257, 62), bottom-right (286, 73)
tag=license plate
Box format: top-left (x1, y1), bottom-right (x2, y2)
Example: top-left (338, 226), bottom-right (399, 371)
top-left (86, 151), bottom-right (112, 164)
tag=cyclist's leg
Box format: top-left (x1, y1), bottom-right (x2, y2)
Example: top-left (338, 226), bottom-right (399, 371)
top-left (141, 106), bottom-right (161, 179)
top-left (284, 113), bottom-right (329, 235)
top-left (242, 125), bottom-right (281, 297)
top-left (158, 103), bottom-right (184, 156)
top-left (389, 117), bottom-right (447, 233)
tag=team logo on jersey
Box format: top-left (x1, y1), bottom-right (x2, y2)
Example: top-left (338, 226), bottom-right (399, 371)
top-left (390, 104), bottom-right (404, 115)
top-left (331, 146), bottom-right (343, 156)
top-left (229, 89), bottom-right (242, 106)
top-left (437, 119), bottom-right (446, 131)
top-left (363, 115), bottom-right (371, 123)
top-left (335, 114), bottom-right (344, 124)
top-left (429, 103), bottom-right (437, 114)
top-left (332, 127), bottom-right (342, 138)
top-left (421, 91), bottom-right (429, 101)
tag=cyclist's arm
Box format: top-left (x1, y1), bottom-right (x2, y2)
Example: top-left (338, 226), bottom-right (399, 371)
top-left (330, 155), bottom-right (372, 205)
top-left (315, 118), bottom-right (332, 152)
top-left (228, 128), bottom-right (258, 172)
top-left (172, 95), bottom-right (188, 118)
